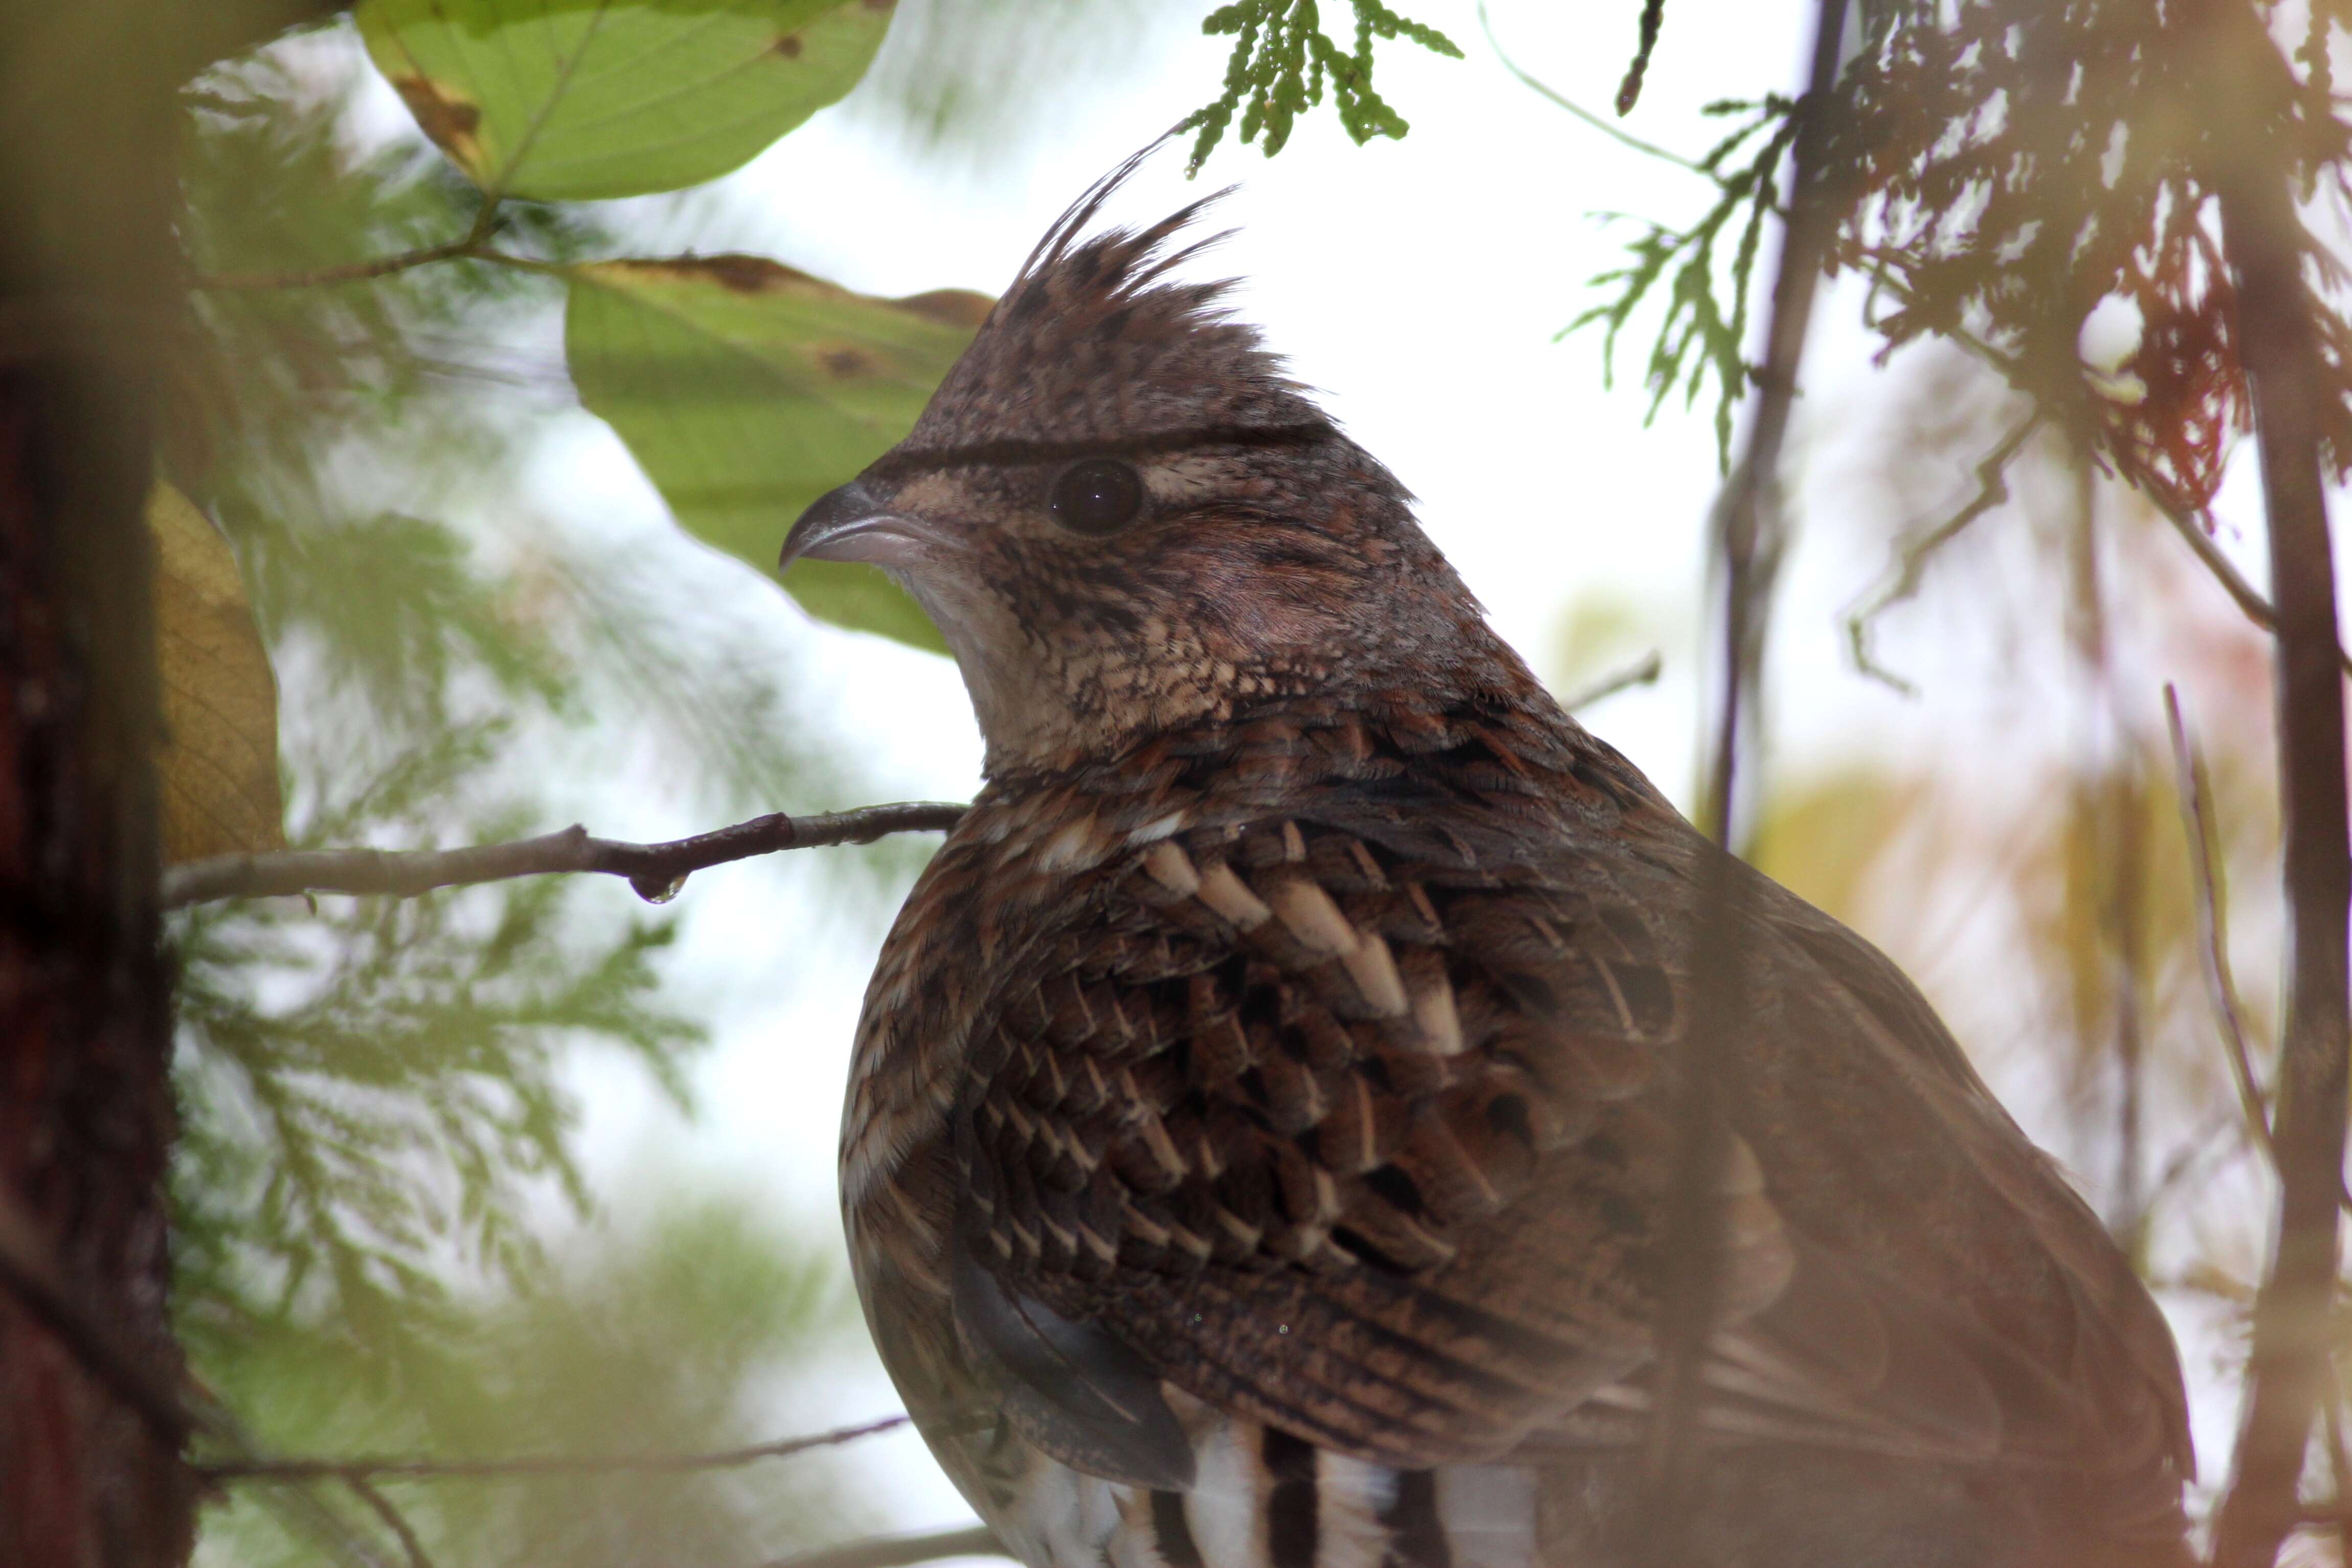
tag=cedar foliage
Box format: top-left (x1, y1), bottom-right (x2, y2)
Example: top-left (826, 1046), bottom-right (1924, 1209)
top-left (167, 45), bottom-right (880, 1568)
top-left (1182, 0), bottom-right (1462, 169)
top-left (1589, 0), bottom-right (2352, 513)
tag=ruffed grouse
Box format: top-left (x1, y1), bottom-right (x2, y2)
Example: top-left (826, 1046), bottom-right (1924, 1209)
top-left (780, 160), bottom-right (2194, 1568)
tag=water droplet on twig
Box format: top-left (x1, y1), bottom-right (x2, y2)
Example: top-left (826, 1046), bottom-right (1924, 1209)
top-left (631, 871), bottom-right (688, 904)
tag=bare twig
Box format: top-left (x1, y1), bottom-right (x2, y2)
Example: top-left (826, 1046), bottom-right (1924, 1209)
top-left (1641, 0), bottom-right (1851, 1556)
top-left (1477, 0), bottom-right (1702, 170)
top-left (196, 248), bottom-right (563, 289)
top-left (1856, 257), bottom-right (2352, 681)
top-left (162, 803), bottom-right (969, 909)
top-left (2149, 495), bottom-right (2352, 679)
top-left (1561, 649), bottom-right (1664, 711)
top-left (193, 238), bottom-right (491, 292)
top-left (1615, 0), bottom-right (1669, 114)
top-left (760, 1526), bottom-right (1008, 1568)
top-left (344, 1477), bottom-right (437, 1568)
top-left (199, 1413), bottom-right (912, 1484)
top-left (2154, 498), bottom-right (2277, 635)
top-left (1843, 412), bottom-right (2041, 693)
top-left (2140, 1103), bottom-right (2264, 1220)
top-left (2207, 21), bottom-right (2352, 1563)
top-left (0, 1183), bottom-right (204, 1452)
top-left (2164, 685), bottom-right (2277, 1164)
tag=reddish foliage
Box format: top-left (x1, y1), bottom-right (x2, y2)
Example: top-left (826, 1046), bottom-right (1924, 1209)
top-left (1829, 0), bottom-right (2352, 514)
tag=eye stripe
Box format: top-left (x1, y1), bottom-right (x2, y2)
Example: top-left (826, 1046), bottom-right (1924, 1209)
top-left (866, 422), bottom-right (1330, 479)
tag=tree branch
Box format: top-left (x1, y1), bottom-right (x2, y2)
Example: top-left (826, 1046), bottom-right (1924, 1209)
top-left (190, 229), bottom-right (570, 291)
top-left (342, 1477), bottom-right (436, 1568)
top-left (1855, 257), bottom-right (2352, 687)
top-left (1560, 649), bottom-right (1664, 711)
top-left (1641, 0), bottom-right (1849, 1556)
top-left (2207, 14), bottom-right (2352, 1562)
top-left (197, 1414), bottom-right (912, 1483)
top-left (161, 658), bottom-right (1662, 915)
top-left (1844, 412), bottom-right (2041, 693)
top-left (2149, 493), bottom-right (2352, 679)
top-left (761, 1526), bottom-right (1007, 1568)
top-left (192, 239), bottom-right (491, 292)
top-left (161, 803), bottom-right (969, 909)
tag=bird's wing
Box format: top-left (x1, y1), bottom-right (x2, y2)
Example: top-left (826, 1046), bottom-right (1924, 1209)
top-left (944, 742), bottom-right (2186, 1500)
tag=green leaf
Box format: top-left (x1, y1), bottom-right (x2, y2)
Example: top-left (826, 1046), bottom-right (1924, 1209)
top-left (355, 0), bottom-right (897, 202)
top-left (565, 255), bottom-right (993, 652)
top-left (150, 482), bottom-right (286, 863)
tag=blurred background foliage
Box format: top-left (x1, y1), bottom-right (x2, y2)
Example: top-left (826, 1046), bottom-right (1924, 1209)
top-left (190, 1186), bottom-right (862, 1568)
top-left (167, 15), bottom-right (916, 1565)
top-left (154, 0), bottom-right (2343, 1560)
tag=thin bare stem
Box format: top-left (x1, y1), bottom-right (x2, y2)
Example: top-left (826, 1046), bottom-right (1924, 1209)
top-left (191, 234), bottom-right (573, 292)
top-left (344, 1477), bottom-right (437, 1568)
top-left (2140, 1103), bottom-right (2263, 1219)
top-left (1560, 649), bottom-right (1665, 711)
top-left (1852, 261), bottom-right (2352, 683)
top-left (2164, 685), bottom-right (2277, 1165)
top-left (1477, 0), bottom-right (1702, 171)
top-left (2148, 495), bottom-right (2352, 679)
top-left (1843, 412), bottom-right (2041, 694)
top-left (1641, 0), bottom-right (1850, 1555)
top-left (161, 803), bottom-right (968, 909)
top-left (759, 1526), bottom-right (1007, 1568)
top-left (193, 239), bottom-right (488, 292)
top-left (198, 1414), bottom-right (912, 1484)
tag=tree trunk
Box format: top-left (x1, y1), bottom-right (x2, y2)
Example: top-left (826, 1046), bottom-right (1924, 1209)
top-left (0, 8), bottom-right (200, 1565)
top-left (2203, 6), bottom-right (2352, 1564)
top-left (0, 7), bottom-right (365, 1562)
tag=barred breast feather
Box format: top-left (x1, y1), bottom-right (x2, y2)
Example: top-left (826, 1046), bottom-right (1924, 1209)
top-left (838, 692), bottom-right (2193, 1568)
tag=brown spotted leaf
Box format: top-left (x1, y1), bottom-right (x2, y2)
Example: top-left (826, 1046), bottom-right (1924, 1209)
top-left (150, 483), bottom-right (284, 864)
top-left (357, 0), bottom-right (895, 201)
top-left (566, 255), bottom-right (991, 652)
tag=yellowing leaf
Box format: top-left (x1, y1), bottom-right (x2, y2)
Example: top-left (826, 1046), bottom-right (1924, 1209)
top-left (357, 0), bottom-right (896, 202)
top-left (566, 255), bottom-right (990, 652)
top-left (150, 484), bottom-right (284, 863)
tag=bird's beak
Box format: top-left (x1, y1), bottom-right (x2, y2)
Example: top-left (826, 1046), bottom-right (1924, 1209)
top-left (779, 479), bottom-right (941, 573)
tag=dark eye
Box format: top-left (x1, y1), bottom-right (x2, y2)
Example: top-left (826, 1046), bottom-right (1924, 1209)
top-left (1047, 459), bottom-right (1145, 536)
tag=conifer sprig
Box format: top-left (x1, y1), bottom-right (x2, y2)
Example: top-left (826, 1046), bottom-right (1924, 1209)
top-left (1567, 96), bottom-right (1797, 469)
top-left (1182, 0), bottom-right (1462, 173)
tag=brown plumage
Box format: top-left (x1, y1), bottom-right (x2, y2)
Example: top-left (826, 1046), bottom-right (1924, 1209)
top-left (782, 156), bottom-right (2194, 1568)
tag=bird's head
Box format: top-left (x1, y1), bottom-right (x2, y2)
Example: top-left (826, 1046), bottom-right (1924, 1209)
top-left (781, 163), bottom-right (1513, 777)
